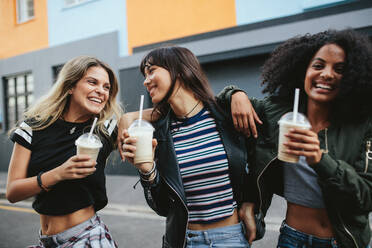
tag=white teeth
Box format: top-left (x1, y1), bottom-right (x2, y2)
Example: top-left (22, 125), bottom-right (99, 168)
top-left (89, 97), bottom-right (102, 103)
top-left (315, 83), bottom-right (333, 90)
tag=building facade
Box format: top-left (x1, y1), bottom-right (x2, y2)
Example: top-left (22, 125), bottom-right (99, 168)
top-left (1, 0), bottom-right (371, 173)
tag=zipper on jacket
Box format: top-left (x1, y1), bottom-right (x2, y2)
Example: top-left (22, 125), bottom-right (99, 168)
top-left (337, 212), bottom-right (359, 248)
top-left (323, 129), bottom-right (358, 247)
top-left (257, 156), bottom-right (277, 212)
top-left (162, 176), bottom-right (189, 248)
top-left (320, 128), bottom-right (329, 154)
top-left (365, 141), bottom-right (371, 173)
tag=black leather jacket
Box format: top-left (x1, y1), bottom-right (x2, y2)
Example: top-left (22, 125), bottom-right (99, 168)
top-left (140, 102), bottom-right (255, 248)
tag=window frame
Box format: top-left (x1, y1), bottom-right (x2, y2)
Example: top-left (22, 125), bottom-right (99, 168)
top-left (16, 0), bottom-right (35, 24)
top-left (52, 64), bottom-right (64, 83)
top-left (2, 72), bottom-right (34, 130)
top-left (64, 0), bottom-right (95, 8)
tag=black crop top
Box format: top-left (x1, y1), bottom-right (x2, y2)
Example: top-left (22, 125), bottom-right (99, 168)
top-left (10, 118), bottom-right (117, 215)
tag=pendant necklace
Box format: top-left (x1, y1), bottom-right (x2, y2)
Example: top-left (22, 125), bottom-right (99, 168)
top-left (62, 115), bottom-right (77, 134)
top-left (69, 126), bottom-right (76, 134)
top-left (180, 100), bottom-right (201, 119)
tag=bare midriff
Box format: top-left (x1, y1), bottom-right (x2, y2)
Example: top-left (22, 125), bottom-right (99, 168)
top-left (40, 205), bottom-right (95, 235)
top-left (286, 202), bottom-right (334, 238)
top-left (187, 209), bottom-right (239, 230)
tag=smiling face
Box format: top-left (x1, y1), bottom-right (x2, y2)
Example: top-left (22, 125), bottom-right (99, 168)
top-left (143, 64), bottom-right (173, 104)
top-left (304, 43), bottom-right (346, 105)
top-left (69, 66), bottom-right (110, 119)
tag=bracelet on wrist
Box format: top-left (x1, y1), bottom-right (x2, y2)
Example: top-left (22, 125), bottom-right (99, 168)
top-left (37, 171), bottom-right (51, 192)
top-left (138, 161), bottom-right (156, 177)
top-left (140, 169), bottom-right (157, 182)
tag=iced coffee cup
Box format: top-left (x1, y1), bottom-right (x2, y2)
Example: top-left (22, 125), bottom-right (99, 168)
top-left (75, 133), bottom-right (103, 162)
top-left (128, 119), bottom-right (154, 165)
top-left (278, 112), bottom-right (311, 163)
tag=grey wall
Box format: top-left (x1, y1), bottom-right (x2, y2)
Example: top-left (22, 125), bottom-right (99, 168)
top-left (203, 55), bottom-right (268, 98)
top-left (119, 67), bottom-right (152, 112)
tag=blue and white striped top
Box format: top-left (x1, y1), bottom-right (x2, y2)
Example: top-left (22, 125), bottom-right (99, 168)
top-left (171, 108), bottom-right (237, 224)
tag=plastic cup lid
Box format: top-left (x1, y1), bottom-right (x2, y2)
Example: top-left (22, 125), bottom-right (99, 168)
top-left (278, 112), bottom-right (311, 128)
top-left (75, 133), bottom-right (102, 148)
top-left (128, 119), bottom-right (154, 132)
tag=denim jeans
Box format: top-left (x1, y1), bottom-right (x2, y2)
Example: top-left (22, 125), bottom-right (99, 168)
top-left (185, 222), bottom-right (250, 248)
top-left (277, 221), bottom-right (338, 248)
top-left (27, 215), bottom-right (117, 248)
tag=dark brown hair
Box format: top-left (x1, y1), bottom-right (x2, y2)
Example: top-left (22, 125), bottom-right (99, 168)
top-left (140, 46), bottom-right (216, 117)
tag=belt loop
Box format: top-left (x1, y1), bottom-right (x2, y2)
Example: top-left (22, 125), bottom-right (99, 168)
top-left (308, 235), bottom-right (313, 246)
top-left (203, 231), bottom-right (209, 244)
top-left (90, 214), bottom-right (96, 225)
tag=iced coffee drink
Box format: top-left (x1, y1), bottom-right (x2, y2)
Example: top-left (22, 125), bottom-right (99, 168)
top-left (128, 119), bottom-right (154, 165)
top-left (278, 112), bottom-right (311, 163)
top-left (75, 133), bottom-right (103, 162)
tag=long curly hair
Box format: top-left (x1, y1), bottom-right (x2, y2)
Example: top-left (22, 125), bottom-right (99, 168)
top-left (261, 29), bottom-right (372, 122)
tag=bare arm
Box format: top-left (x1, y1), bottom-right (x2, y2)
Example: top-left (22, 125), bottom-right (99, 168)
top-left (230, 91), bottom-right (262, 138)
top-left (6, 143), bottom-right (97, 203)
top-left (217, 86), bottom-right (262, 138)
top-left (6, 143), bottom-right (41, 202)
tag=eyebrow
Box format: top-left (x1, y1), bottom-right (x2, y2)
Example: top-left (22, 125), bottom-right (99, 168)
top-left (312, 58), bottom-right (345, 65)
top-left (312, 58), bottom-right (325, 63)
top-left (85, 76), bottom-right (110, 85)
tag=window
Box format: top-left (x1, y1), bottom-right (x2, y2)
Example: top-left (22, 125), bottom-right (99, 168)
top-left (17, 0), bottom-right (34, 23)
top-left (64, 0), bottom-right (94, 7)
top-left (52, 64), bottom-right (64, 83)
top-left (3, 73), bottom-right (34, 130)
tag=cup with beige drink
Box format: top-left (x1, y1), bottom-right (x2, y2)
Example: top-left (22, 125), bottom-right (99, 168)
top-left (277, 88), bottom-right (311, 163)
top-left (128, 119), bottom-right (154, 164)
top-left (75, 117), bottom-right (102, 162)
top-left (278, 112), bottom-right (311, 163)
top-left (75, 133), bottom-right (102, 162)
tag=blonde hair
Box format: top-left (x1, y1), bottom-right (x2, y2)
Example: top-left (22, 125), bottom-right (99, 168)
top-left (21, 56), bottom-right (123, 140)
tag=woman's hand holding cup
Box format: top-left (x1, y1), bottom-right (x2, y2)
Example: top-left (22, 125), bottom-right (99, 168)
top-left (122, 129), bottom-right (157, 173)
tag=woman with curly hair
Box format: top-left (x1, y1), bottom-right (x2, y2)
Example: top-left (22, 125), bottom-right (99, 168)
top-left (220, 29), bottom-right (372, 248)
top-left (6, 56), bottom-right (122, 247)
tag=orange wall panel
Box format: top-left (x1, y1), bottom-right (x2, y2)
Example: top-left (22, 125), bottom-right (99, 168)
top-left (126, 0), bottom-right (236, 54)
top-left (0, 0), bottom-right (48, 59)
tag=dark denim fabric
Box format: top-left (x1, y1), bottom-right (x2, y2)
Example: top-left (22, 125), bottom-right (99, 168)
top-left (277, 221), bottom-right (338, 248)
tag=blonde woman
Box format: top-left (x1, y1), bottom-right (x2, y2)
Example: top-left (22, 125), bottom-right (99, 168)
top-left (6, 56), bottom-right (122, 247)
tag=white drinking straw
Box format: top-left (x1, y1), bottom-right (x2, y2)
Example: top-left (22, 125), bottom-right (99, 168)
top-left (88, 117), bottom-right (98, 140)
top-left (138, 95), bottom-right (144, 127)
top-left (293, 88), bottom-right (300, 122)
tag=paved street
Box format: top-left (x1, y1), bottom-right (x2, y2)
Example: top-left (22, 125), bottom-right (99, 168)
top-left (0, 173), bottom-right (284, 247)
top-left (0, 173), bottom-right (370, 247)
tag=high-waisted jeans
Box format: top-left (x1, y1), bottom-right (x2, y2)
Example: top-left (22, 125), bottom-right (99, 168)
top-left (277, 221), bottom-right (338, 248)
top-left (185, 222), bottom-right (250, 248)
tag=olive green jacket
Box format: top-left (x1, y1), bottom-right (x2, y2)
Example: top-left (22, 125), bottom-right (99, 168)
top-left (218, 86), bottom-right (372, 248)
